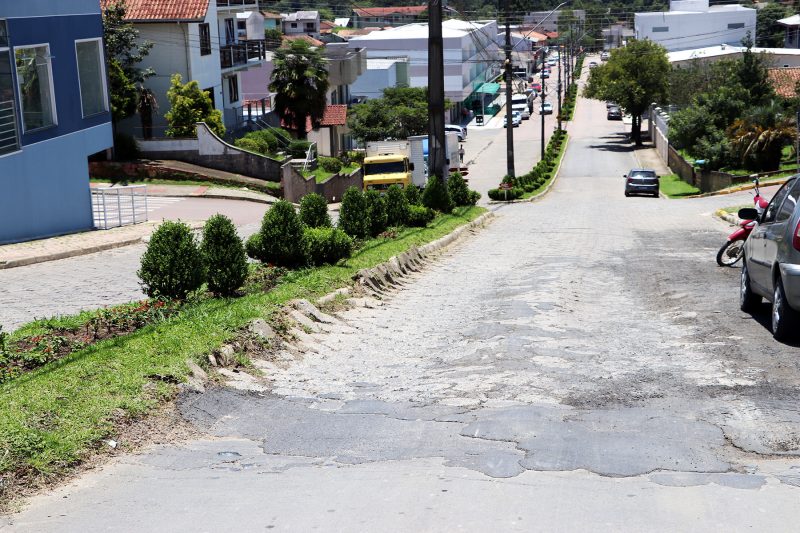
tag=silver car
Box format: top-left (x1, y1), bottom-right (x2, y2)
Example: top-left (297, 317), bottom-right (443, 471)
top-left (740, 176), bottom-right (800, 340)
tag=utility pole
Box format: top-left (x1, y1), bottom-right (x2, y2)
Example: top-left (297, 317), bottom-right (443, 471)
top-left (540, 49), bottom-right (546, 160)
top-left (557, 42), bottom-right (562, 131)
top-left (428, 0), bottom-right (446, 182)
top-left (504, 0), bottom-right (515, 177)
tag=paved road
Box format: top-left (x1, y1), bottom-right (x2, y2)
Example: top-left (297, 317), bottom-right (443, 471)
top-left (0, 198), bottom-right (268, 332)
top-left (7, 57), bottom-right (800, 531)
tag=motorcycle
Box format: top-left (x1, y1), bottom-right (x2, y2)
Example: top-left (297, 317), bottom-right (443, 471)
top-left (716, 178), bottom-right (768, 267)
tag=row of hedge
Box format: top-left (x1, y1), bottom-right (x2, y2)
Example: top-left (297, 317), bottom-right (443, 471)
top-left (487, 129), bottom-right (567, 201)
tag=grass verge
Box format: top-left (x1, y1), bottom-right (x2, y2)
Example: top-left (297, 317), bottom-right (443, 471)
top-left (660, 173), bottom-right (701, 198)
top-left (520, 133), bottom-right (569, 200)
top-left (0, 205), bottom-right (485, 503)
top-left (301, 164), bottom-right (360, 184)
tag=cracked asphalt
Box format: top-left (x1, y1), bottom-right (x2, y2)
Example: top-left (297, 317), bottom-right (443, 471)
top-left (7, 59), bottom-right (800, 531)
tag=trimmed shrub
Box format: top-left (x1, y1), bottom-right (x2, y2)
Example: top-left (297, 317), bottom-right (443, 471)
top-left (338, 186), bottom-right (369, 239)
top-left (365, 190), bottom-right (388, 236)
top-left (345, 150), bottom-right (365, 165)
top-left (288, 140), bottom-right (312, 159)
top-left (247, 129), bottom-right (278, 153)
top-left (234, 137), bottom-right (267, 155)
top-left (421, 176), bottom-right (454, 212)
top-left (201, 214), bottom-right (247, 296)
top-left (318, 156), bottom-right (343, 174)
top-left (303, 227), bottom-right (353, 266)
top-left (406, 205), bottom-right (436, 227)
top-left (447, 172), bottom-right (471, 207)
top-left (487, 187), bottom-right (522, 201)
top-left (385, 184), bottom-right (409, 226)
top-left (404, 184), bottom-right (421, 206)
top-left (255, 200), bottom-right (305, 267)
top-left (467, 190), bottom-right (481, 205)
top-left (523, 184), bottom-right (535, 192)
top-left (138, 220), bottom-right (205, 299)
top-left (299, 193), bottom-right (331, 228)
top-left (245, 232), bottom-right (265, 261)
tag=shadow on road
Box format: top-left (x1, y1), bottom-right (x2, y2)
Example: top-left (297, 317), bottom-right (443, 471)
top-left (745, 303), bottom-right (800, 348)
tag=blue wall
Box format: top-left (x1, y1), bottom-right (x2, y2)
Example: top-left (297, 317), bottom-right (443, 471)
top-left (0, 2), bottom-right (113, 244)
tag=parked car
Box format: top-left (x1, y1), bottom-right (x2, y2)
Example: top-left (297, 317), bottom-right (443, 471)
top-left (513, 104), bottom-right (531, 120)
top-left (539, 102), bottom-right (553, 115)
top-left (606, 101), bottom-right (618, 109)
top-left (589, 61), bottom-right (598, 69)
top-left (600, 51), bottom-right (609, 61)
top-left (607, 106), bottom-right (622, 120)
top-left (541, 70), bottom-right (550, 79)
top-left (530, 82), bottom-right (542, 92)
top-left (504, 111), bottom-right (522, 127)
top-left (444, 124), bottom-right (466, 141)
top-left (739, 176), bottom-right (800, 340)
top-left (547, 59), bottom-right (556, 67)
top-left (624, 169), bottom-right (659, 198)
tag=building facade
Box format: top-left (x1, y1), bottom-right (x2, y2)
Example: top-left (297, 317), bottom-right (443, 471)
top-left (0, 1), bottom-right (113, 244)
top-left (282, 11), bottom-right (320, 39)
top-left (778, 15), bottom-right (800, 49)
top-left (522, 10), bottom-right (585, 34)
top-left (352, 6), bottom-right (428, 29)
top-left (108, 0), bottom-right (267, 137)
top-left (635, 0), bottom-right (756, 52)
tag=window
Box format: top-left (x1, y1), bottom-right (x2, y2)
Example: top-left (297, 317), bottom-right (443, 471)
top-left (652, 26), bottom-right (669, 33)
top-left (290, 23), bottom-right (297, 28)
top-left (763, 178), bottom-right (795, 223)
top-left (776, 179), bottom-right (800, 222)
top-left (305, 22), bottom-right (315, 31)
top-left (228, 76), bottom-right (238, 103)
top-left (727, 23), bottom-right (745, 30)
top-left (75, 39), bottom-right (108, 117)
top-left (225, 18), bottom-right (235, 44)
top-left (0, 21), bottom-right (20, 155)
top-left (14, 44), bottom-right (56, 131)
top-left (199, 23), bottom-right (211, 56)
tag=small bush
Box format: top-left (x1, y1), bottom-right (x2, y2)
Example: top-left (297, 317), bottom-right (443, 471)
top-left (256, 200), bottom-right (305, 267)
top-left (234, 137), bottom-right (267, 155)
top-left (338, 186), bottom-right (369, 239)
top-left (247, 129), bottom-right (278, 153)
top-left (406, 205), bottom-right (436, 227)
top-left (421, 176), bottom-right (454, 212)
top-left (487, 187), bottom-right (522, 201)
top-left (318, 156), bottom-right (343, 174)
top-left (385, 185), bottom-right (409, 226)
top-left (303, 227), bottom-right (353, 265)
top-left (288, 140), bottom-right (312, 159)
top-left (467, 190), bottom-right (481, 205)
top-left (523, 184), bottom-right (535, 192)
top-left (447, 172), bottom-right (472, 206)
top-left (299, 193), bottom-right (331, 228)
top-left (404, 184), bottom-right (421, 206)
top-left (365, 190), bottom-right (388, 236)
top-left (138, 221), bottom-right (205, 299)
top-left (201, 214), bottom-right (247, 296)
top-left (346, 150), bottom-right (365, 165)
top-left (245, 233), bottom-right (265, 261)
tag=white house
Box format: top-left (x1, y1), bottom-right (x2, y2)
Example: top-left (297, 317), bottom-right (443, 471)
top-left (778, 15), bottom-right (800, 49)
top-left (106, 0), bottom-right (267, 136)
top-left (667, 44), bottom-right (800, 68)
top-left (282, 11), bottom-right (320, 39)
top-left (351, 58), bottom-right (411, 101)
top-left (347, 20), bottom-right (501, 120)
top-left (634, 0), bottom-right (756, 52)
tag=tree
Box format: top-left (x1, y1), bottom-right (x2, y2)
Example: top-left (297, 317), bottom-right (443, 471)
top-left (584, 39), bottom-right (670, 145)
top-left (737, 35), bottom-right (774, 107)
top-left (164, 74), bottom-right (225, 138)
top-left (269, 40), bottom-right (329, 140)
top-left (348, 87), bottom-right (451, 143)
top-left (756, 3), bottom-right (791, 48)
top-left (728, 102), bottom-right (794, 171)
top-left (102, 1), bottom-right (154, 122)
top-left (669, 58), bottom-right (739, 106)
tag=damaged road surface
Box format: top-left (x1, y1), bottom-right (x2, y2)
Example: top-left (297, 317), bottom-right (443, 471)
top-left (7, 101), bottom-right (800, 532)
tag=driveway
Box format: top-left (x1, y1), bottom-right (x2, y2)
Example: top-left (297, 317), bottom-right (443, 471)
top-left (7, 59), bottom-right (800, 531)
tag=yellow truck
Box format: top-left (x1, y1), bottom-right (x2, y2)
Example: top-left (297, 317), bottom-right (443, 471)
top-left (362, 141), bottom-right (415, 192)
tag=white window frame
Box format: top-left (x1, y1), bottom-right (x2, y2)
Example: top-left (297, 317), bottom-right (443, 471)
top-left (74, 37), bottom-right (109, 118)
top-left (14, 42), bottom-right (58, 132)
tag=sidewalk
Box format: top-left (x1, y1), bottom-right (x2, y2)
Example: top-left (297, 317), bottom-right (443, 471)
top-left (90, 182), bottom-right (279, 205)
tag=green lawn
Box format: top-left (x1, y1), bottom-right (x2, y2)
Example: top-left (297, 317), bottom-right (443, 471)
top-left (301, 164), bottom-right (360, 184)
top-left (0, 206), bottom-right (485, 502)
top-left (660, 173), bottom-right (701, 198)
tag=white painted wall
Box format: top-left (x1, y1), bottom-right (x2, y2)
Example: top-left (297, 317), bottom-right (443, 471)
top-left (635, 7), bottom-right (756, 51)
top-left (351, 62), bottom-right (399, 100)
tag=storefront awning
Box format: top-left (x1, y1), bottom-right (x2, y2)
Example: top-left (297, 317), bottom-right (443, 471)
top-left (476, 82), bottom-right (501, 95)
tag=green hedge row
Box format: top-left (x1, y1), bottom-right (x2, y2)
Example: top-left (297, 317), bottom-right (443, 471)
top-left (488, 129), bottom-right (567, 202)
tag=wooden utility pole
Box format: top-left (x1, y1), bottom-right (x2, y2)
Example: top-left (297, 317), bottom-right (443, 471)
top-left (428, 0), bottom-right (446, 182)
top-left (540, 49), bottom-right (546, 160)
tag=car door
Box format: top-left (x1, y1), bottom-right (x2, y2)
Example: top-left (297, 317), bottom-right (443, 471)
top-left (764, 179), bottom-right (800, 291)
top-left (750, 179), bottom-right (795, 292)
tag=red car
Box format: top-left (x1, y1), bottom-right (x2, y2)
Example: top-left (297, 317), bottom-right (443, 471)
top-left (530, 82), bottom-right (542, 92)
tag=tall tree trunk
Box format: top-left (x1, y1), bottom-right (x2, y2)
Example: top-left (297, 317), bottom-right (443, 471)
top-left (631, 114), bottom-right (643, 146)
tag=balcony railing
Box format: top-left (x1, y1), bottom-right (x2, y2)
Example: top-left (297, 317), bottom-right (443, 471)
top-left (219, 40), bottom-right (266, 69)
top-left (0, 100), bottom-right (19, 156)
top-left (216, 0), bottom-right (258, 8)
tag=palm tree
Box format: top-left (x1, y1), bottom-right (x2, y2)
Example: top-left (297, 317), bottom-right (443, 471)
top-left (728, 103), bottom-right (795, 171)
top-left (269, 40), bottom-right (329, 140)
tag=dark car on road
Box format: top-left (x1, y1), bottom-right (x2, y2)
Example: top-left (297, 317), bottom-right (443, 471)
top-left (607, 106), bottom-right (622, 120)
top-left (739, 176), bottom-right (800, 340)
top-left (624, 169), bottom-right (659, 198)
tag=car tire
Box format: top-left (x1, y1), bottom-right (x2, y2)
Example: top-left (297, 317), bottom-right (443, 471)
top-left (740, 260), bottom-right (761, 312)
top-left (624, 191), bottom-right (630, 197)
top-left (772, 276), bottom-right (799, 341)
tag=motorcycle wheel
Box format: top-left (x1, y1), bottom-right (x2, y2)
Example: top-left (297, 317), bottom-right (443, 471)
top-left (716, 240), bottom-right (745, 267)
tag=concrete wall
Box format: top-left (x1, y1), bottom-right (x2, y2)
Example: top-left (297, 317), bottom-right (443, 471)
top-left (136, 123), bottom-right (288, 182)
top-left (668, 145), bottom-right (695, 185)
top-left (635, 7), bottom-right (756, 52)
top-left (281, 166), bottom-right (363, 203)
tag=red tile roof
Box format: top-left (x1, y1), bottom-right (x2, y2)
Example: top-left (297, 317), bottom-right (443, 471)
top-left (353, 6), bottom-right (427, 17)
top-left (320, 105), bottom-right (347, 127)
top-left (100, 0), bottom-right (209, 22)
top-left (768, 67), bottom-right (800, 98)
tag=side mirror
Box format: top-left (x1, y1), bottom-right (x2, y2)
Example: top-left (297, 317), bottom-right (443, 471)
top-left (409, 162), bottom-right (415, 171)
top-left (738, 208), bottom-right (759, 221)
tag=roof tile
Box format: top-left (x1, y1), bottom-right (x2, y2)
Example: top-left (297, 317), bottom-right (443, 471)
top-left (768, 67), bottom-right (800, 98)
top-left (100, 0), bottom-right (209, 22)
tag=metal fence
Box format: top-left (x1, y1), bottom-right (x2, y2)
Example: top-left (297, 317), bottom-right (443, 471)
top-left (92, 185), bottom-right (148, 230)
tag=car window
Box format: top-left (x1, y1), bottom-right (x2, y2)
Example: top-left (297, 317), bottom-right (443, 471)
top-left (630, 171), bottom-right (655, 178)
top-left (762, 178), bottom-right (795, 223)
top-left (776, 178), bottom-right (800, 222)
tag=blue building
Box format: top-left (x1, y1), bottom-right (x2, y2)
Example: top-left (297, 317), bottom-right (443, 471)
top-left (0, 1), bottom-right (113, 244)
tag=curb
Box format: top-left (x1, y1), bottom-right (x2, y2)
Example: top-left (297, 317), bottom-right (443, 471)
top-left (675, 177), bottom-right (790, 200)
top-left (715, 209), bottom-right (739, 226)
